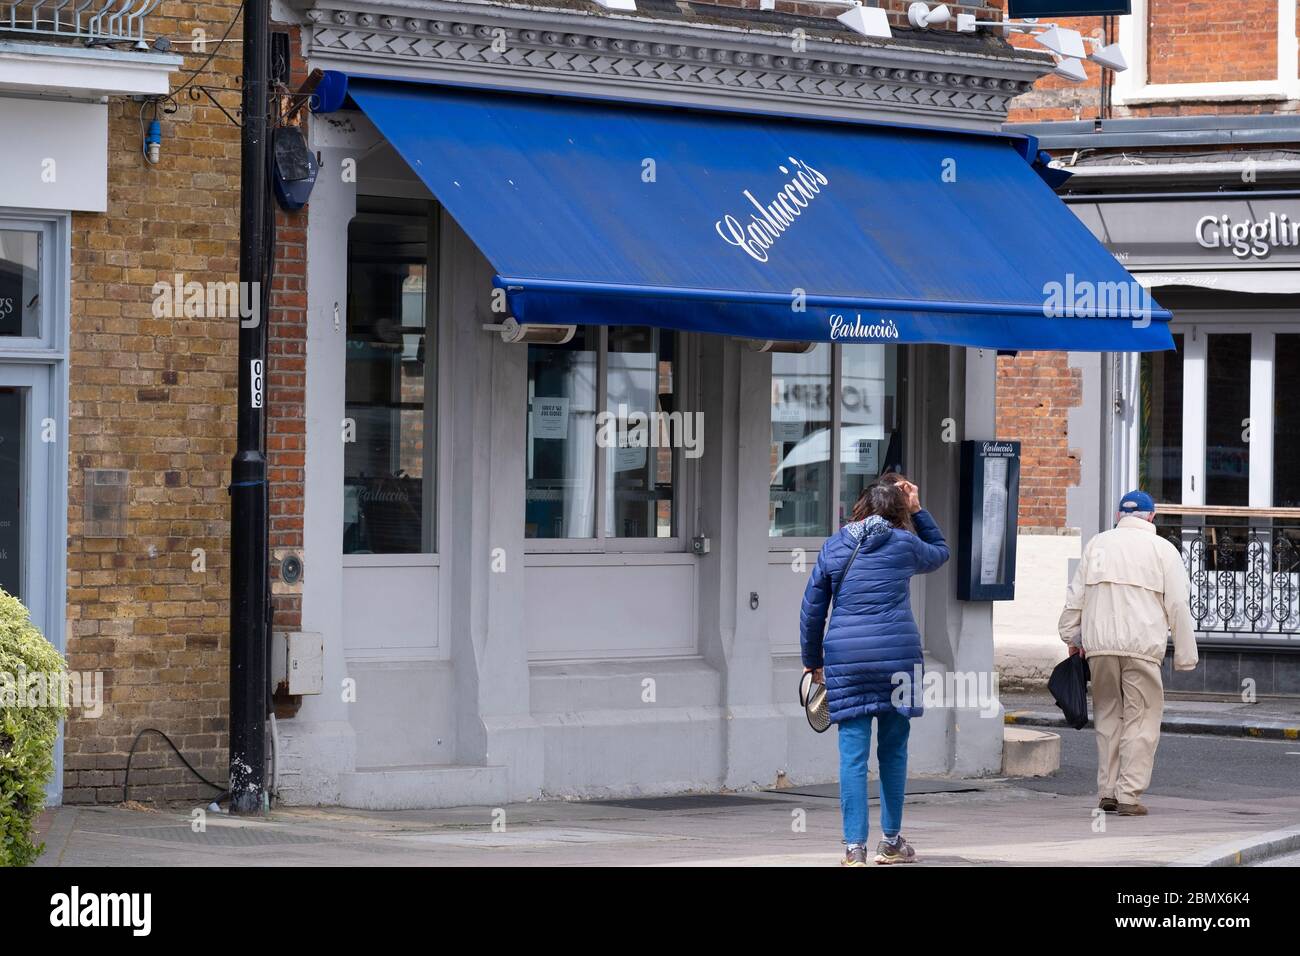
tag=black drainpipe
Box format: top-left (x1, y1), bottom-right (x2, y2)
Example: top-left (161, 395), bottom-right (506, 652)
top-left (229, 0), bottom-right (270, 815)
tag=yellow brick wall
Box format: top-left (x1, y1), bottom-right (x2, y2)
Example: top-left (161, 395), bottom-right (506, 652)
top-left (62, 3), bottom-right (243, 803)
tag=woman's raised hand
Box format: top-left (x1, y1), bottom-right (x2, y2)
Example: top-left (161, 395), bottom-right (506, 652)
top-left (899, 480), bottom-right (921, 514)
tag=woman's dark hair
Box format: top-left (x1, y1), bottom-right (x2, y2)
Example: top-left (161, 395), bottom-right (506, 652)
top-left (850, 472), bottom-right (914, 533)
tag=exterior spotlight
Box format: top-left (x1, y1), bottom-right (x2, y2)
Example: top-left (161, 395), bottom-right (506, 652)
top-left (1087, 40), bottom-right (1128, 72)
top-left (907, 2), bottom-right (951, 29)
top-left (1035, 25), bottom-right (1087, 59)
top-left (837, 2), bottom-right (893, 39)
top-left (591, 0), bottom-right (636, 10)
top-left (1052, 56), bottom-right (1089, 83)
top-left (760, 0), bottom-right (775, 8)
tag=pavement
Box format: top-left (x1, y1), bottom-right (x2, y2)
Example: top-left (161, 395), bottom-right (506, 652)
top-left (28, 694), bottom-right (1299, 868)
top-left (1002, 690), bottom-right (1300, 740)
top-left (31, 760), bottom-right (1300, 867)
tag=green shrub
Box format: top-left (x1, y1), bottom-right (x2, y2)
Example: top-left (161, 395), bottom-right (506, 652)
top-left (0, 589), bottom-right (66, 867)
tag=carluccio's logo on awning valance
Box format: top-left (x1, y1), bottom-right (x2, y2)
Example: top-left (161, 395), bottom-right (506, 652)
top-left (715, 157), bottom-right (829, 263)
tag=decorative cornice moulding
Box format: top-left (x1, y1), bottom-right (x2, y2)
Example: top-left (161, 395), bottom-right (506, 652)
top-left (298, 1), bottom-right (1050, 126)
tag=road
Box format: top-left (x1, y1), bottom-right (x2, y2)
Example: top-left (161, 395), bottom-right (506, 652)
top-left (1014, 727), bottom-right (1300, 804)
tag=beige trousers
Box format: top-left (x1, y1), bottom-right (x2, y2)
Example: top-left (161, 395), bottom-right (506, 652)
top-left (1089, 654), bottom-right (1164, 805)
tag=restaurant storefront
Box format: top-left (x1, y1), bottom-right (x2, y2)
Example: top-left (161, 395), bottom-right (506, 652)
top-left (1008, 115), bottom-right (1300, 697)
top-left (273, 0), bottom-right (1169, 808)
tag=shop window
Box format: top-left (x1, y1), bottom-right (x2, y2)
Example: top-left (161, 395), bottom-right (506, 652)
top-left (0, 228), bottom-right (40, 338)
top-left (1138, 333), bottom-right (1183, 504)
top-left (770, 344), bottom-right (905, 538)
top-left (526, 326), bottom-right (679, 542)
top-left (605, 327), bottom-right (676, 538)
top-left (342, 199), bottom-right (437, 554)
top-left (1204, 333), bottom-right (1250, 507)
top-left (1274, 334), bottom-right (1300, 509)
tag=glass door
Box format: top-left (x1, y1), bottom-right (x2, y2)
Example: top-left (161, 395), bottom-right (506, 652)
top-left (0, 366), bottom-right (51, 616)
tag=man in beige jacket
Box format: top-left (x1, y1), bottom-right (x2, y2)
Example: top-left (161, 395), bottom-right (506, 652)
top-left (1058, 491), bottom-right (1198, 817)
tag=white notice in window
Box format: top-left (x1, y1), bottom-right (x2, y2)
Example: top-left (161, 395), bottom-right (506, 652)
top-left (614, 445), bottom-right (647, 472)
top-left (531, 397), bottom-right (570, 440)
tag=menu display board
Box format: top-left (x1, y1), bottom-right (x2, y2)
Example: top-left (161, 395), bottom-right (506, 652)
top-left (957, 440), bottom-right (1020, 601)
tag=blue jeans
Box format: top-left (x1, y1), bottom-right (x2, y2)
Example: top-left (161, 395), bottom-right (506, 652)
top-left (837, 710), bottom-right (911, 846)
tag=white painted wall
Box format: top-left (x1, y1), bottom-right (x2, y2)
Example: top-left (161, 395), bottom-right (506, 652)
top-left (0, 98), bottom-right (107, 212)
top-left (993, 533), bottom-right (1078, 687)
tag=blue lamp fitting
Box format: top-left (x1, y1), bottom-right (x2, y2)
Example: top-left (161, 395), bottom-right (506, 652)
top-left (146, 119), bottom-right (162, 164)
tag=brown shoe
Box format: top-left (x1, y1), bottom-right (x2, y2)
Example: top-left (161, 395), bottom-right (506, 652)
top-left (1098, 797), bottom-right (1118, 813)
top-left (841, 844), bottom-right (869, 867)
top-left (1117, 802), bottom-right (1148, 816)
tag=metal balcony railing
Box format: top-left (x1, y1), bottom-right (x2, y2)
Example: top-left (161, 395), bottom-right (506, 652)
top-left (1156, 519), bottom-right (1300, 637)
top-left (1, 0), bottom-right (162, 48)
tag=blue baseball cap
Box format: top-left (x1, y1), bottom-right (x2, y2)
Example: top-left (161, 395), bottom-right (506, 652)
top-left (1118, 490), bottom-right (1155, 514)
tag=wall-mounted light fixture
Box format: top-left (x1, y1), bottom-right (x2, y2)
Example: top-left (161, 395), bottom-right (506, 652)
top-left (836, 1), bottom-right (893, 39)
top-left (907, 2), bottom-right (951, 29)
top-left (895, 4), bottom-right (1132, 83)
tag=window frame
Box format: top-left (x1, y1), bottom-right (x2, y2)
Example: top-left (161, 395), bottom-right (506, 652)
top-left (0, 216), bottom-right (59, 352)
top-left (1113, 0), bottom-right (1300, 106)
top-left (525, 325), bottom-right (693, 555)
top-left (341, 196), bottom-right (440, 566)
top-left (768, 342), bottom-right (910, 554)
top-left (1125, 315), bottom-right (1294, 512)
top-left (0, 209), bottom-right (69, 807)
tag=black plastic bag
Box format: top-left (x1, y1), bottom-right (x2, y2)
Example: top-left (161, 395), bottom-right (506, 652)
top-left (1048, 654), bottom-right (1091, 730)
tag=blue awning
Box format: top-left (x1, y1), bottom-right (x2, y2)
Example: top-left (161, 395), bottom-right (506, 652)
top-left (318, 73), bottom-right (1173, 351)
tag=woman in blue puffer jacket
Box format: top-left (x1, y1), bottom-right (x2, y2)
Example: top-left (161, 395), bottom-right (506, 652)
top-left (800, 475), bottom-right (949, 867)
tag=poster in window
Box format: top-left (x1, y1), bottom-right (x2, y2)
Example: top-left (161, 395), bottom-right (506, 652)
top-left (531, 396), bottom-right (570, 440)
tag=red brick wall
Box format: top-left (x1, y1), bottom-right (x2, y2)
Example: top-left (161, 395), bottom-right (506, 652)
top-left (268, 29), bottom-right (309, 642)
top-left (1148, 0), bottom-right (1277, 84)
top-left (996, 352), bottom-right (1081, 530)
top-left (268, 208), bottom-right (307, 635)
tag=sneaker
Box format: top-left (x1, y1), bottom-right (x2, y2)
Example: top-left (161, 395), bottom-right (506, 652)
top-left (842, 844), bottom-right (868, 867)
top-left (1117, 802), bottom-right (1148, 816)
top-left (1098, 797), bottom-right (1118, 813)
top-left (874, 835), bottom-right (916, 865)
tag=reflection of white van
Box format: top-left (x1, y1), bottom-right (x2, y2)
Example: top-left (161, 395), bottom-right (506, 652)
top-left (772, 424), bottom-right (885, 478)
top-left (769, 425), bottom-right (901, 536)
